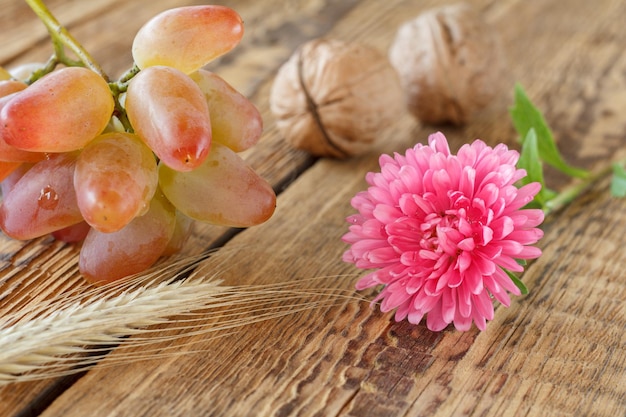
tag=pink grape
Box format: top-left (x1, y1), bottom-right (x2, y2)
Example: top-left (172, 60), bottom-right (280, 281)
top-left (158, 142), bottom-right (276, 227)
top-left (132, 5), bottom-right (244, 74)
top-left (52, 221), bottom-right (91, 243)
top-left (0, 67), bottom-right (114, 152)
top-left (126, 65), bottom-right (212, 171)
top-left (0, 6), bottom-right (278, 283)
top-left (79, 190), bottom-right (176, 284)
top-left (0, 163), bottom-right (31, 196)
top-left (0, 92), bottom-right (45, 163)
top-left (74, 132), bottom-right (158, 233)
top-left (0, 152), bottom-right (83, 240)
top-left (190, 70), bottom-right (263, 152)
top-left (0, 160), bottom-right (21, 182)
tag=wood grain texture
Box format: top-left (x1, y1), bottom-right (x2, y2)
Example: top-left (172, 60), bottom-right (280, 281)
top-left (1, 0), bottom-right (625, 416)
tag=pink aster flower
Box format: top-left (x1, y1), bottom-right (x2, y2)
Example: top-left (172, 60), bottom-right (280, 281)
top-left (342, 132), bottom-right (544, 332)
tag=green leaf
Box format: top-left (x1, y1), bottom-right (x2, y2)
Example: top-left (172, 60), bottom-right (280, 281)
top-left (517, 128), bottom-right (556, 207)
top-left (505, 269), bottom-right (529, 295)
top-left (518, 128), bottom-right (544, 186)
top-left (510, 84), bottom-right (588, 179)
top-left (610, 163), bottom-right (626, 197)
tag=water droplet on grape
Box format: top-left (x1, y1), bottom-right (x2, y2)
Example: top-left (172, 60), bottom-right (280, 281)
top-left (38, 185), bottom-right (59, 210)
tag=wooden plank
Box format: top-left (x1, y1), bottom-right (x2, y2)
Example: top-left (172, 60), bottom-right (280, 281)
top-left (1, 0), bottom-right (625, 415)
top-left (37, 143), bottom-right (626, 414)
top-left (36, 0), bottom-right (626, 415)
top-left (0, 0), bottom-right (365, 414)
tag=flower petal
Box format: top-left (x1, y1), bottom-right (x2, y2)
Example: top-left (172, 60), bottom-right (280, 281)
top-left (344, 132), bottom-right (544, 332)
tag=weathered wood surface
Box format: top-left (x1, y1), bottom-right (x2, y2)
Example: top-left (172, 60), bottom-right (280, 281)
top-left (1, 0), bottom-right (625, 416)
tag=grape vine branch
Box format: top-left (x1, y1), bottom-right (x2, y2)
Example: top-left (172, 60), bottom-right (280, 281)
top-left (24, 0), bottom-right (106, 80)
top-left (23, 0), bottom-right (137, 131)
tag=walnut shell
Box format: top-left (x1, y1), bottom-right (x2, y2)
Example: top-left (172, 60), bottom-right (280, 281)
top-left (389, 3), bottom-right (505, 125)
top-left (270, 38), bottom-right (405, 158)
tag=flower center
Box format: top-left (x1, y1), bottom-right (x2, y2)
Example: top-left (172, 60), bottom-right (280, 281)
top-left (388, 190), bottom-right (493, 264)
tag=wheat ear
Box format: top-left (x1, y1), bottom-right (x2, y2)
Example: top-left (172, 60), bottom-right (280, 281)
top-left (0, 254), bottom-right (361, 385)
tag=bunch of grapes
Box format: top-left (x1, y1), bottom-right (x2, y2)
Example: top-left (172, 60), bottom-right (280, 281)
top-left (0, 5), bottom-right (276, 283)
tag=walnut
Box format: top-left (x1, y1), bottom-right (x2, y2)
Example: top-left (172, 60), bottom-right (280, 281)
top-left (270, 38), bottom-right (405, 158)
top-left (388, 3), bottom-right (505, 125)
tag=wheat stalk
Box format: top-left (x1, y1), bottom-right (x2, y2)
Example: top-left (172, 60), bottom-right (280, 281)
top-left (0, 253), bottom-right (361, 385)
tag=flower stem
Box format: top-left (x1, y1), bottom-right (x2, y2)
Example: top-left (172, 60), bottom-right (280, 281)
top-left (543, 161), bottom-right (619, 217)
top-left (24, 0), bottom-right (108, 81)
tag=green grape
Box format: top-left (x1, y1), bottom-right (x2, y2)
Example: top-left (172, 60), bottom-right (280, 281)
top-left (126, 65), bottom-right (212, 172)
top-left (79, 190), bottom-right (176, 284)
top-left (162, 211), bottom-right (194, 256)
top-left (132, 5), bottom-right (244, 74)
top-left (0, 66), bottom-right (10, 80)
top-left (74, 132), bottom-right (158, 233)
top-left (158, 142), bottom-right (276, 227)
top-left (189, 70), bottom-right (262, 152)
top-left (7, 62), bottom-right (44, 82)
top-left (0, 152), bottom-right (83, 240)
top-left (0, 67), bottom-right (114, 152)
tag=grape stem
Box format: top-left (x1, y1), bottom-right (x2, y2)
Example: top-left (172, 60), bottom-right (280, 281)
top-left (24, 0), bottom-right (108, 81)
top-left (111, 96), bottom-right (134, 133)
top-left (107, 64), bottom-right (140, 133)
top-left (24, 0), bottom-right (140, 132)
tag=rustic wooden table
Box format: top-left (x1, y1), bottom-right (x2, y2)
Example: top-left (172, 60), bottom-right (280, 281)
top-left (1, 0), bottom-right (625, 416)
